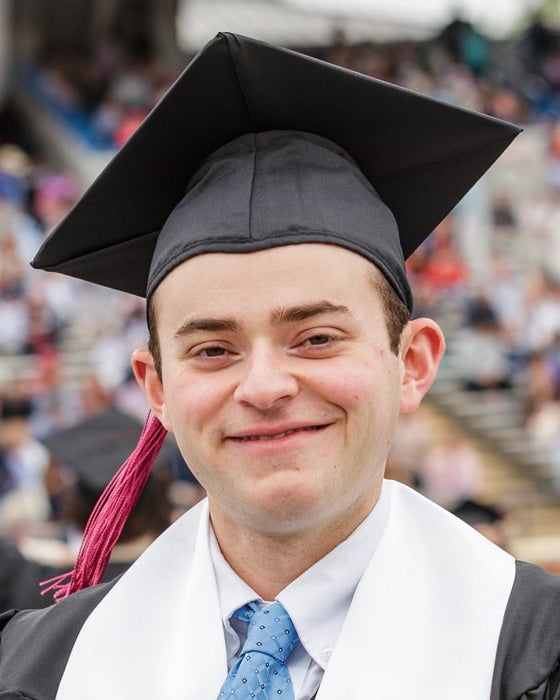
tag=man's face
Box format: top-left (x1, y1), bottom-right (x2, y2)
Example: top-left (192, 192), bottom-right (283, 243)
top-left (143, 243), bottom-right (411, 538)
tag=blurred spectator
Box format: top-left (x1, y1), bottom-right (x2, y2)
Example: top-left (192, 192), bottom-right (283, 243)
top-left (491, 193), bottom-right (517, 231)
top-left (416, 432), bottom-right (483, 508)
top-left (488, 88), bottom-right (527, 123)
top-left (417, 219), bottom-right (469, 299)
top-left (437, 13), bottom-right (490, 77)
top-left (484, 254), bottom-right (525, 348)
top-left (0, 143), bottom-right (32, 210)
top-left (524, 350), bottom-right (560, 439)
top-left (524, 273), bottom-right (560, 353)
top-left (33, 172), bottom-right (80, 233)
top-left (0, 396), bottom-right (50, 536)
top-left (0, 293), bottom-right (29, 356)
top-left (454, 294), bottom-right (514, 391)
top-left (27, 351), bottom-right (81, 437)
top-left (386, 410), bottom-right (432, 488)
top-left (546, 121), bottom-right (560, 193)
top-left (521, 14), bottom-right (558, 73)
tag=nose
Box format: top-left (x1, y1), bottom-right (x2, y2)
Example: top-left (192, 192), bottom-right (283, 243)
top-left (233, 346), bottom-right (299, 409)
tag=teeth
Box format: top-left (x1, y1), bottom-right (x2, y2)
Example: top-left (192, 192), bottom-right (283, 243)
top-left (239, 426), bottom-right (320, 441)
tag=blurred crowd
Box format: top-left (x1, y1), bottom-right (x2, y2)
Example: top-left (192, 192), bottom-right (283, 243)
top-left (3, 13), bottom-right (560, 600)
top-left (18, 13), bottom-right (560, 151)
top-left (21, 36), bottom-right (176, 150)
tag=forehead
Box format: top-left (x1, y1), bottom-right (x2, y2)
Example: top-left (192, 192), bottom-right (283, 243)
top-left (151, 243), bottom-right (383, 317)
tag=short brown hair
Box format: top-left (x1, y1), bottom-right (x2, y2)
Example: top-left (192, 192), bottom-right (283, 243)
top-left (147, 296), bottom-right (162, 380)
top-left (369, 269), bottom-right (411, 354)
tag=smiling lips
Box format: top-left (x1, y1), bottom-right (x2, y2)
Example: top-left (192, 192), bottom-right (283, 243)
top-left (230, 425), bottom-right (327, 442)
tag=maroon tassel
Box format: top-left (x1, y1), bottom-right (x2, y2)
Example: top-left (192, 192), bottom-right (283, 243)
top-left (41, 412), bottom-right (168, 602)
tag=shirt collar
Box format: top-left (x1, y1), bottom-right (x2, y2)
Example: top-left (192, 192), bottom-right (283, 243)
top-left (210, 481), bottom-right (391, 670)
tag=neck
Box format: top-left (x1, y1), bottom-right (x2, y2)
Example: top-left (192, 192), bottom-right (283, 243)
top-left (209, 492), bottom-right (379, 600)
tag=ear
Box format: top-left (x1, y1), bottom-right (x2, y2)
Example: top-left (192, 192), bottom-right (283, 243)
top-left (131, 348), bottom-right (173, 431)
top-left (399, 318), bottom-right (445, 414)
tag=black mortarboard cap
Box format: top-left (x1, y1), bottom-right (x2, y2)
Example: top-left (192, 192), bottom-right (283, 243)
top-left (451, 499), bottom-right (505, 527)
top-left (41, 407), bottom-right (148, 495)
top-left (0, 396), bottom-right (34, 420)
top-left (31, 32), bottom-right (521, 310)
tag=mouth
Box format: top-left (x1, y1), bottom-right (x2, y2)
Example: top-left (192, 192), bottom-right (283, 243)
top-left (230, 425), bottom-right (328, 442)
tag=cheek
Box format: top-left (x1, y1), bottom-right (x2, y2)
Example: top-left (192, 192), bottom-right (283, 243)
top-left (163, 372), bottom-right (228, 432)
top-left (322, 353), bottom-right (399, 405)
top-left (313, 365), bottom-right (379, 429)
top-left (334, 360), bottom-right (403, 445)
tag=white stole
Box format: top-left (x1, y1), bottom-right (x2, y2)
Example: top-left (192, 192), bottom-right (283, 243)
top-left (56, 481), bottom-right (515, 699)
top-left (316, 483), bottom-right (515, 699)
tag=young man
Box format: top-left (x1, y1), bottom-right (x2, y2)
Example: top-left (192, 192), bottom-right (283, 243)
top-left (2, 33), bottom-right (560, 700)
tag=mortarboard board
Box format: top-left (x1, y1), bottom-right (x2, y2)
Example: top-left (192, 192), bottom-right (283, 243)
top-left (31, 32), bottom-right (521, 312)
top-left (41, 407), bottom-right (177, 496)
top-left (41, 407), bottom-right (148, 497)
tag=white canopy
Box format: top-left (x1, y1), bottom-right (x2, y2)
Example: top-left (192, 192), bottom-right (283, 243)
top-left (288, 0), bottom-right (542, 38)
top-left (176, 0), bottom-right (541, 53)
top-left (177, 0), bottom-right (440, 54)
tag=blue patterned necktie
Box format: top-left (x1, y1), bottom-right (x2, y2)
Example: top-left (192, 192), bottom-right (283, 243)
top-left (218, 600), bottom-right (299, 699)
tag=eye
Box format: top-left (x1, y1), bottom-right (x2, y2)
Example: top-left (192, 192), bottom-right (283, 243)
top-left (296, 332), bottom-right (343, 355)
top-left (198, 346), bottom-right (229, 357)
top-left (303, 334), bottom-right (334, 346)
top-left (187, 343), bottom-right (237, 365)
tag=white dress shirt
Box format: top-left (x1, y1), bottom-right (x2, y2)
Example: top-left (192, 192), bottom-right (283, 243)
top-left (210, 484), bottom-right (390, 699)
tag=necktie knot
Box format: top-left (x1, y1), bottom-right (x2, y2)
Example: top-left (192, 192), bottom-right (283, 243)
top-left (218, 600), bottom-right (299, 699)
top-left (234, 601), bottom-right (299, 664)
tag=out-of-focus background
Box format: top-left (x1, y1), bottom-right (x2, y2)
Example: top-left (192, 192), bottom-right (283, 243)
top-left (2, 0), bottom-right (560, 608)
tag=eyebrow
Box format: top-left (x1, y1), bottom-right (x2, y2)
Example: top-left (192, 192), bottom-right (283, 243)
top-left (270, 301), bottom-right (353, 325)
top-left (174, 301), bottom-right (353, 339)
top-left (174, 317), bottom-right (241, 339)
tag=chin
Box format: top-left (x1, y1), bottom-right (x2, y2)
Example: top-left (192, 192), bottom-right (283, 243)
top-left (250, 485), bottom-right (328, 527)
